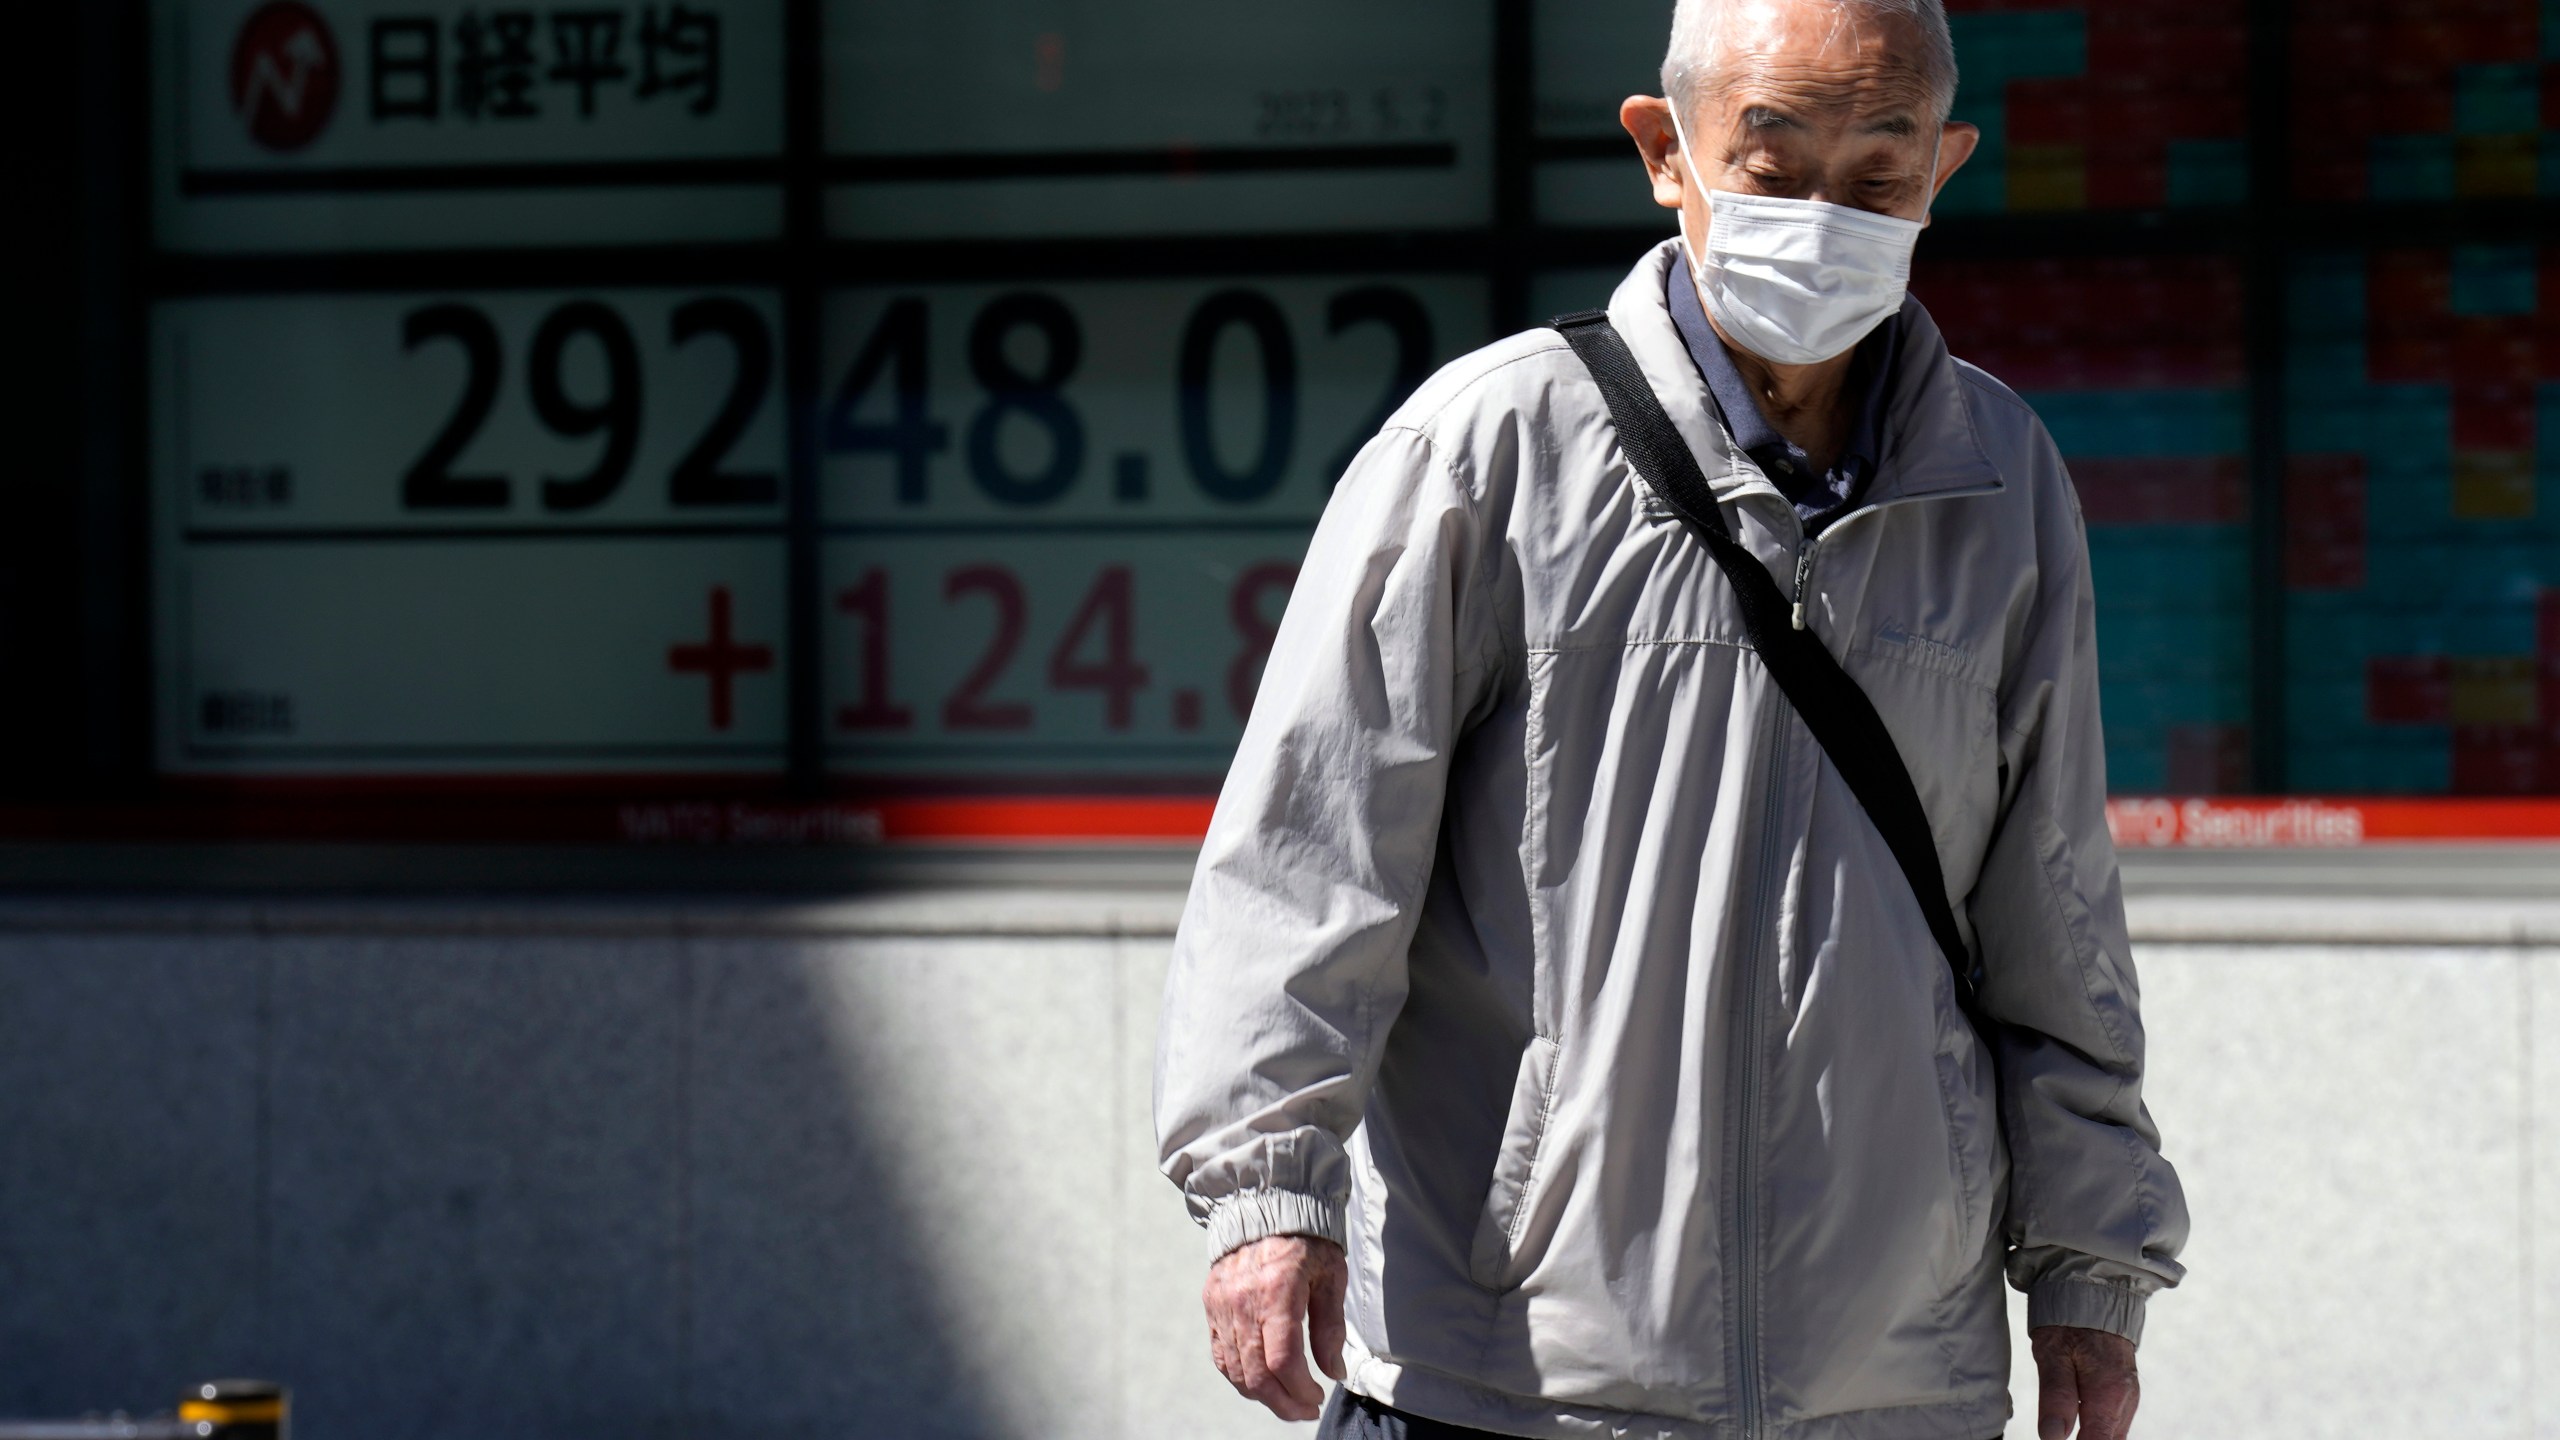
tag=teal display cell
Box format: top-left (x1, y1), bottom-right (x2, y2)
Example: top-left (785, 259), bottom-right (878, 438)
top-left (2369, 134), bottom-right (2457, 200)
top-left (2103, 738), bottom-right (2165, 794)
top-left (2455, 64), bottom-right (2543, 135)
top-left (2344, 592), bottom-right (2547, 654)
top-left (2364, 472), bottom-right (2456, 541)
top-left (2369, 386), bottom-right (2453, 447)
top-left (2166, 140), bottom-right (2248, 207)
top-left (1947, 10), bottom-right (2086, 88)
top-left (2451, 245), bottom-right (2539, 315)
top-left (2434, 561), bottom-right (2556, 616)
top-left (2548, 0), bottom-right (2560, 59)
top-left (2088, 531), bottom-right (2251, 614)
top-left (2289, 742), bottom-right (2449, 796)
top-left (2288, 341), bottom-right (2368, 395)
top-left (1935, 110), bottom-right (2005, 216)
top-left (2285, 680), bottom-right (2379, 740)
top-left (2023, 390), bottom-right (2247, 457)
top-left (2289, 257), bottom-right (2368, 331)
top-left (2108, 678), bottom-right (2246, 729)
top-left (2282, 634), bottom-right (2365, 684)
top-left (2094, 681), bottom-right (2177, 731)
top-left (2094, 613), bottom-right (2247, 682)
top-left (2360, 547), bottom-right (2463, 607)
top-left (2341, 610), bottom-right (2459, 661)
top-left (2290, 378), bottom-right (2375, 412)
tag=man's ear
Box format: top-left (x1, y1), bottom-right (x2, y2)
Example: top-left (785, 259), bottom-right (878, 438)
top-left (1926, 122), bottom-right (1982, 217)
top-left (1621, 95), bottom-right (1688, 211)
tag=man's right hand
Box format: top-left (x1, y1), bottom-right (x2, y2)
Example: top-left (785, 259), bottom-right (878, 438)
top-left (1203, 1233), bottom-right (1349, 1421)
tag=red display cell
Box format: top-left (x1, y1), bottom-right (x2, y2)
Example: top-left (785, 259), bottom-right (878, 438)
top-left (2453, 387), bottom-right (2538, 451)
top-left (2386, 81), bottom-right (2458, 134)
top-left (2007, 81), bottom-right (2088, 147)
top-left (2457, 15), bottom-right (2542, 63)
top-left (2165, 724), bottom-right (2252, 794)
top-left (1910, 256), bottom-right (2245, 392)
top-left (2091, 24), bottom-right (2247, 83)
top-left (2367, 335), bottom-right (2452, 384)
top-left (2367, 250), bottom-right (2456, 383)
top-left (2451, 318), bottom-right (2540, 388)
top-left (2452, 725), bottom-right (2544, 794)
top-left (2541, 593), bottom-right (2560, 756)
top-left (2368, 655), bottom-right (2454, 724)
top-left (2084, 159), bottom-right (2168, 212)
top-left (2292, 157), bottom-right (2367, 203)
top-left (2293, 21), bottom-right (2378, 73)
top-left (2369, 250), bottom-right (2452, 325)
top-left (2070, 456), bottom-right (2248, 526)
top-left (2288, 454), bottom-right (2368, 590)
top-left (2539, 250), bottom-right (2560, 381)
top-left (2294, 84), bottom-right (2380, 138)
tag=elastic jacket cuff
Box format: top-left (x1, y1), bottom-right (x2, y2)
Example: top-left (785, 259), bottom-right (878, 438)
top-left (1203, 1190), bottom-right (1346, 1262)
top-left (2028, 1277), bottom-right (2148, 1346)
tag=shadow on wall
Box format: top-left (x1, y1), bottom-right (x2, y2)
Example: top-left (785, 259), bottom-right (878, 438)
top-left (0, 925), bottom-right (1001, 1440)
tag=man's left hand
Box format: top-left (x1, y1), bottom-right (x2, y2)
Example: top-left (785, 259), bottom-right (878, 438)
top-left (2031, 1325), bottom-right (2139, 1440)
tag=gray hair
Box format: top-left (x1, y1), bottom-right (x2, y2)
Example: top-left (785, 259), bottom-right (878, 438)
top-left (1661, 0), bottom-right (1959, 126)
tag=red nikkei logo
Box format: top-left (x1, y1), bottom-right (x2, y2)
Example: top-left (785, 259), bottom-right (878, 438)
top-left (230, 1), bottom-right (341, 152)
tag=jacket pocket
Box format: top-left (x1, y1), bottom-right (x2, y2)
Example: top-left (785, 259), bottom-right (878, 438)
top-left (1467, 1033), bottom-right (1561, 1290)
top-left (1927, 970), bottom-right (1997, 1295)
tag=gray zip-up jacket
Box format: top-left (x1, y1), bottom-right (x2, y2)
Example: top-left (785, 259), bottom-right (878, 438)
top-left (1155, 241), bottom-right (2188, 1440)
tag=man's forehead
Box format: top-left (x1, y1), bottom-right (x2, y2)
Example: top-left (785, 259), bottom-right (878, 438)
top-left (1735, 99), bottom-right (1925, 138)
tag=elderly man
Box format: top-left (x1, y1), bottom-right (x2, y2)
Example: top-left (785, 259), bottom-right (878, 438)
top-left (1154, 1), bottom-right (2188, 1437)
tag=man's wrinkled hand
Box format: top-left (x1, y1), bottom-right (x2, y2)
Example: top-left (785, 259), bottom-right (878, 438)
top-left (2032, 1324), bottom-right (2140, 1440)
top-left (1203, 1234), bottom-right (1348, 1421)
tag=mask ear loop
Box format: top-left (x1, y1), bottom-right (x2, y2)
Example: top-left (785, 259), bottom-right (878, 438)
top-left (1666, 101), bottom-right (1714, 294)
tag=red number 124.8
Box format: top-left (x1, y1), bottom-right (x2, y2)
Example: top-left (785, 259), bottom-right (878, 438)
top-left (834, 562), bottom-right (1297, 737)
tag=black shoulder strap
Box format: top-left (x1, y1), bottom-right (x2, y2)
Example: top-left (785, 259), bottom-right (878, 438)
top-left (1549, 309), bottom-right (1979, 1011)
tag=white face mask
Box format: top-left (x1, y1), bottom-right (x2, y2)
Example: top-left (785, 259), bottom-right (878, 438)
top-left (1669, 107), bottom-right (1930, 366)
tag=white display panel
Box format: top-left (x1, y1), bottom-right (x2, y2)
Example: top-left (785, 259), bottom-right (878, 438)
top-left (166, 540), bottom-right (788, 771)
top-left (163, 290), bottom-right (787, 532)
top-left (156, 291), bottom-right (789, 774)
top-left (821, 274), bottom-right (1489, 779)
top-left (1533, 0), bottom-right (1674, 228)
top-left (824, 0), bottom-right (1492, 238)
top-left (1536, 2), bottom-right (1666, 142)
top-left (154, 0), bottom-right (785, 252)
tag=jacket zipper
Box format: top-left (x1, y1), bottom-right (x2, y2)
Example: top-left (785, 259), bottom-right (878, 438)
top-left (1789, 537), bottom-right (1817, 630)
top-left (1733, 510), bottom-right (1811, 1440)
top-left (1732, 692), bottom-right (1789, 1440)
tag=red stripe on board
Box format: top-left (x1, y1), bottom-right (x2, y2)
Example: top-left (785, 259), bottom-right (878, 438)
top-left (7, 795), bottom-right (2559, 849)
top-left (868, 797), bottom-right (1219, 842)
top-left (0, 794), bottom-right (1224, 846)
top-left (2107, 796), bottom-right (2560, 849)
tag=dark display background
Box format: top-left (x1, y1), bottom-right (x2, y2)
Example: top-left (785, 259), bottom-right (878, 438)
top-left (8, 0), bottom-right (2560, 848)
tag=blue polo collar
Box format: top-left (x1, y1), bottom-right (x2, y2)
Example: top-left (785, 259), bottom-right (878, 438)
top-left (1667, 252), bottom-right (1901, 534)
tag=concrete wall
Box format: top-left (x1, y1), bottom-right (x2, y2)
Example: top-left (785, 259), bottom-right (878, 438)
top-left (0, 873), bottom-right (2552, 1439)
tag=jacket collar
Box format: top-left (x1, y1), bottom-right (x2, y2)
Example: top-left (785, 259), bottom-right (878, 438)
top-left (1603, 240), bottom-right (2005, 515)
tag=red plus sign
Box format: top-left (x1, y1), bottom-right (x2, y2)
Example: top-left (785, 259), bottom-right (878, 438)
top-left (668, 586), bottom-right (773, 731)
